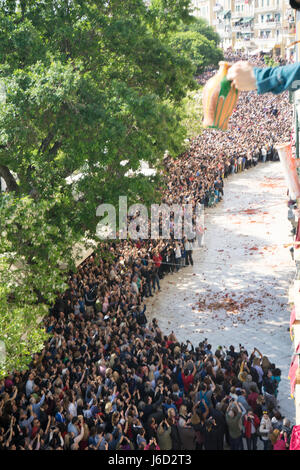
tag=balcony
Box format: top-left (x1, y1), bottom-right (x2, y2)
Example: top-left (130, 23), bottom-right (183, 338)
top-left (282, 28), bottom-right (296, 36)
top-left (232, 26), bottom-right (254, 33)
top-left (231, 12), bottom-right (254, 20)
top-left (254, 20), bottom-right (282, 29)
top-left (220, 31), bottom-right (233, 39)
top-left (254, 37), bottom-right (277, 47)
top-left (254, 5), bottom-right (282, 13)
top-left (234, 39), bottom-right (256, 50)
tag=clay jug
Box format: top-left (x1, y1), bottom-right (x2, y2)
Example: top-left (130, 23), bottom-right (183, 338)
top-left (202, 61), bottom-right (239, 131)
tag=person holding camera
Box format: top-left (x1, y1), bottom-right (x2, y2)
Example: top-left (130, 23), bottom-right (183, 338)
top-left (225, 400), bottom-right (243, 451)
top-left (157, 419), bottom-right (172, 450)
top-left (144, 436), bottom-right (160, 450)
top-left (243, 410), bottom-right (260, 451)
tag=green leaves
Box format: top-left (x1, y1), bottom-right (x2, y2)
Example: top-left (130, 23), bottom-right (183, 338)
top-left (0, 289), bottom-right (49, 379)
top-left (181, 16), bottom-right (221, 45)
top-left (0, 1), bottom-right (220, 378)
top-left (168, 30), bottom-right (224, 75)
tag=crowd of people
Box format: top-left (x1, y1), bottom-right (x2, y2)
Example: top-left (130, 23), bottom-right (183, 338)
top-left (0, 53), bottom-right (294, 451)
top-left (168, 52), bottom-right (292, 211)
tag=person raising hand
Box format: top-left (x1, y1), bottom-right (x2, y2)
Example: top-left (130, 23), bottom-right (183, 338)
top-left (227, 60), bottom-right (300, 95)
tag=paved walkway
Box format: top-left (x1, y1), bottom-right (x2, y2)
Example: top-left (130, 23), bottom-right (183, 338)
top-left (146, 161), bottom-right (296, 424)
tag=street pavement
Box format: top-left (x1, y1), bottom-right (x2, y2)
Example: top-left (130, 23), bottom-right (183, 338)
top-left (146, 161), bottom-right (296, 425)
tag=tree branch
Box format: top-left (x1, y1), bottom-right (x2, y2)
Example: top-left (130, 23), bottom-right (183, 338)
top-left (48, 141), bottom-right (62, 156)
top-left (0, 165), bottom-right (19, 192)
top-left (38, 132), bottom-right (54, 155)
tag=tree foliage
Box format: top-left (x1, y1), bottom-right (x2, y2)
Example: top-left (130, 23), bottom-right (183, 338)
top-left (168, 17), bottom-right (224, 75)
top-left (169, 30), bottom-right (223, 74)
top-left (0, 0), bottom-right (198, 377)
top-left (181, 17), bottom-right (221, 46)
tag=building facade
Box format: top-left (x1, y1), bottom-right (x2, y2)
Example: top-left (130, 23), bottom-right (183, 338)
top-left (190, 0), bottom-right (296, 57)
top-left (213, 1), bottom-right (233, 50)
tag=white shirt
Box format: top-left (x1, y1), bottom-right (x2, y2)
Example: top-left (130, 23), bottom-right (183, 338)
top-left (68, 402), bottom-right (77, 418)
top-left (175, 246), bottom-right (181, 258)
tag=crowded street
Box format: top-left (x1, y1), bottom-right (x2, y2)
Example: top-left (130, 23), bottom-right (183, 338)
top-left (146, 161), bottom-right (296, 424)
top-left (1, 0), bottom-right (300, 449)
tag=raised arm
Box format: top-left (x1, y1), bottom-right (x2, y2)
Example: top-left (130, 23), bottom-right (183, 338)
top-left (73, 416), bottom-right (85, 446)
top-left (227, 61), bottom-right (300, 95)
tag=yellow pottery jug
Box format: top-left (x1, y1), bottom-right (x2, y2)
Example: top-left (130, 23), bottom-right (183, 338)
top-left (202, 61), bottom-right (239, 131)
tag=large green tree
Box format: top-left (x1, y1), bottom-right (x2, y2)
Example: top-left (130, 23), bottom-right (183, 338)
top-left (0, 0), bottom-right (198, 377)
top-left (169, 30), bottom-right (223, 74)
top-left (181, 17), bottom-right (221, 46)
top-left (169, 16), bottom-right (224, 75)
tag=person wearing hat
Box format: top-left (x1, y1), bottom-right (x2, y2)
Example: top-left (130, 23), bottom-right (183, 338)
top-left (259, 411), bottom-right (273, 450)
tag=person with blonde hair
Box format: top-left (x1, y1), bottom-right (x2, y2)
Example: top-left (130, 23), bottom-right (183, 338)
top-left (259, 411), bottom-right (272, 450)
top-left (178, 405), bottom-right (191, 428)
top-left (270, 429), bottom-right (288, 450)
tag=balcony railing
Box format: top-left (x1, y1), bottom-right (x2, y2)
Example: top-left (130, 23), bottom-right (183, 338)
top-left (254, 5), bottom-right (282, 13)
top-left (232, 26), bottom-right (253, 33)
top-left (254, 37), bottom-right (277, 44)
top-left (254, 20), bottom-right (282, 29)
top-left (220, 31), bottom-right (232, 39)
top-left (231, 12), bottom-right (254, 19)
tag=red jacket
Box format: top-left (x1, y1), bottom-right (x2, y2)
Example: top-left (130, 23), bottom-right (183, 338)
top-left (153, 254), bottom-right (162, 268)
top-left (243, 414), bottom-right (260, 439)
top-left (181, 372), bottom-right (194, 393)
top-left (247, 392), bottom-right (259, 411)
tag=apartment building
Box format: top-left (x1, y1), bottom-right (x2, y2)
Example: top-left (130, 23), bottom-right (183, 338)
top-left (231, 0), bottom-right (255, 51)
top-left (190, 0), bottom-right (296, 57)
top-left (192, 0), bottom-right (216, 25)
top-left (213, 1), bottom-right (234, 49)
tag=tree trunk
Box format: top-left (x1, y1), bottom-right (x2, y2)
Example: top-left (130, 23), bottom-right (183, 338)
top-left (0, 165), bottom-right (19, 192)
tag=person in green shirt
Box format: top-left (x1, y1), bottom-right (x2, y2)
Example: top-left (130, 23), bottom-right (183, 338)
top-left (225, 400), bottom-right (244, 450)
